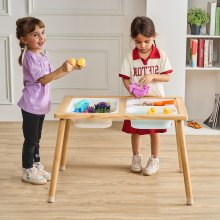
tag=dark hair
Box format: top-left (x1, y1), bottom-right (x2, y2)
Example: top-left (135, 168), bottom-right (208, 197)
top-left (16, 17), bottom-right (45, 66)
top-left (130, 16), bottom-right (156, 38)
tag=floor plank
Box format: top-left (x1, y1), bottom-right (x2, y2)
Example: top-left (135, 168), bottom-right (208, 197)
top-left (0, 121), bottom-right (220, 220)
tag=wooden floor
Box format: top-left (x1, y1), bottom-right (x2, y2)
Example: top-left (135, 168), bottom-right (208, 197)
top-left (0, 121), bottom-right (220, 220)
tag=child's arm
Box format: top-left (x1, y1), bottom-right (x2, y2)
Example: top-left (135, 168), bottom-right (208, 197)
top-left (38, 60), bottom-right (78, 85)
top-left (139, 74), bottom-right (170, 85)
top-left (122, 78), bottom-right (131, 92)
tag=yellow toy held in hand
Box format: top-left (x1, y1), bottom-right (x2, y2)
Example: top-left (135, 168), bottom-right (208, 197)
top-left (69, 58), bottom-right (76, 66)
top-left (77, 58), bottom-right (86, 68)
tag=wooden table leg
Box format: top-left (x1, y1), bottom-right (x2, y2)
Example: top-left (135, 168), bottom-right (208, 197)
top-left (175, 120), bottom-right (193, 205)
top-left (175, 121), bottom-right (183, 173)
top-left (60, 119), bottom-right (72, 171)
top-left (48, 119), bottom-right (66, 203)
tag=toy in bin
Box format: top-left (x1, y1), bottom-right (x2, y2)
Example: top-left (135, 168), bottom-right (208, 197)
top-left (73, 100), bottom-right (111, 113)
top-left (129, 83), bottom-right (150, 98)
top-left (94, 102), bottom-right (111, 113)
top-left (74, 99), bottom-right (89, 112)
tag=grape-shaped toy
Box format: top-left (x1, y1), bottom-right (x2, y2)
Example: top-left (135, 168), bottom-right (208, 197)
top-left (129, 82), bottom-right (150, 98)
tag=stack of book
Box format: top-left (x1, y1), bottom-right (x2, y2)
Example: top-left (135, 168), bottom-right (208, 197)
top-left (189, 38), bottom-right (213, 68)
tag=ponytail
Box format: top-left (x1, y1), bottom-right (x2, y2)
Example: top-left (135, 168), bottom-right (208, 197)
top-left (18, 42), bottom-right (25, 66)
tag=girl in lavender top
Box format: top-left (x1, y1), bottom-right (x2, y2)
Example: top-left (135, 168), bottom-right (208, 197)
top-left (16, 17), bottom-right (84, 185)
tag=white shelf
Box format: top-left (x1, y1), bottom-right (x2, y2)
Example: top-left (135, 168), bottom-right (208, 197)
top-left (185, 65), bottom-right (220, 71)
top-left (185, 0), bottom-right (220, 126)
top-left (187, 34), bottom-right (220, 38)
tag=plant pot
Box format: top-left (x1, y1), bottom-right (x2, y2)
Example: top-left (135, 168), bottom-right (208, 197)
top-left (190, 25), bottom-right (201, 35)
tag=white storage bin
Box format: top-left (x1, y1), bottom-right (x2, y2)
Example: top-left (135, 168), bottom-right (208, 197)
top-left (73, 119), bottom-right (112, 128)
top-left (126, 105), bottom-right (176, 129)
top-left (66, 98), bottom-right (119, 128)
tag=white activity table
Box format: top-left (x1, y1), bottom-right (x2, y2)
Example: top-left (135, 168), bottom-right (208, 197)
top-left (48, 96), bottom-right (193, 205)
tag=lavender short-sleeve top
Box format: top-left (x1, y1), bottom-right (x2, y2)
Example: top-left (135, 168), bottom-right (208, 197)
top-left (17, 50), bottom-right (54, 115)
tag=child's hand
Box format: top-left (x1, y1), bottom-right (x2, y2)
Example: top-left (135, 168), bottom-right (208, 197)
top-left (139, 74), bottom-right (154, 85)
top-left (60, 60), bottom-right (75, 72)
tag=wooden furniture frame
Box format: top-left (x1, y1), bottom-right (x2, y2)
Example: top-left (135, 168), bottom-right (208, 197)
top-left (48, 96), bottom-right (193, 205)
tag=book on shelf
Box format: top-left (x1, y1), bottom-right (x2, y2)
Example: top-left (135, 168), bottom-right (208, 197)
top-left (208, 39), bottom-right (213, 67)
top-left (204, 39), bottom-right (209, 68)
top-left (197, 39), bottom-right (204, 67)
top-left (189, 39), bottom-right (198, 68)
top-left (207, 1), bottom-right (217, 35)
top-left (188, 38), bottom-right (214, 68)
top-left (215, 7), bottom-right (220, 35)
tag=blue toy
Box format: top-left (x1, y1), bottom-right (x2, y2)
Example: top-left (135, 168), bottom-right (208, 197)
top-left (74, 99), bottom-right (89, 112)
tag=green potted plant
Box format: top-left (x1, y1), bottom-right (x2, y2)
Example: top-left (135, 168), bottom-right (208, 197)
top-left (187, 8), bottom-right (209, 35)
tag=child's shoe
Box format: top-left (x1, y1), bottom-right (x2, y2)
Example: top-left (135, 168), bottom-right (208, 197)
top-left (143, 157), bottom-right (159, 176)
top-left (130, 154), bottom-right (143, 173)
top-left (22, 167), bottom-right (47, 185)
top-left (34, 162), bottom-right (51, 181)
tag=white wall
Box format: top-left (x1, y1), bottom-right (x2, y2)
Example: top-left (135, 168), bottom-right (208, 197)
top-left (146, 0), bottom-right (188, 98)
top-left (0, 0), bottom-right (146, 121)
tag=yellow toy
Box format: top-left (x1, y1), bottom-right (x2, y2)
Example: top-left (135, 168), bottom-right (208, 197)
top-left (163, 107), bottom-right (171, 114)
top-left (69, 58), bottom-right (76, 66)
top-left (77, 58), bottom-right (86, 67)
top-left (147, 107), bottom-right (156, 114)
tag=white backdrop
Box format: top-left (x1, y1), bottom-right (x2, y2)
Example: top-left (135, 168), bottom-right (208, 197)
top-left (0, 0), bottom-right (194, 121)
top-left (0, 0), bottom-right (146, 121)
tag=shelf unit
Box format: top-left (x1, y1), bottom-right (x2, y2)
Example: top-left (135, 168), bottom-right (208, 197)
top-left (146, 0), bottom-right (219, 132)
top-left (185, 0), bottom-right (220, 123)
